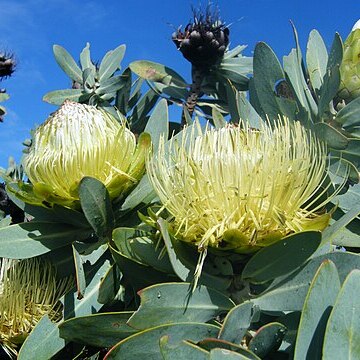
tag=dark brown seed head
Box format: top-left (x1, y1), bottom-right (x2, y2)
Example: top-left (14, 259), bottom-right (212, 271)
top-left (172, 5), bottom-right (229, 67)
top-left (0, 52), bottom-right (16, 80)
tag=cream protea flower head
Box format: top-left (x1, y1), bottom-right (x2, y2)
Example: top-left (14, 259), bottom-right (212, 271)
top-left (0, 257), bottom-right (73, 357)
top-left (147, 119), bottom-right (342, 254)
top-left (18, 100), bottom-right (151, 208)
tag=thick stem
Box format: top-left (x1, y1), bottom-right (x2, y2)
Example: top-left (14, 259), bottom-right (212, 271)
top-left (181, 65), bottom-right (207, 126)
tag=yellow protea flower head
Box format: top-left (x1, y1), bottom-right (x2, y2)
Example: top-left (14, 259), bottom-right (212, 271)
top-left (147, 118), bottom-right (341, 254)
top-left (0, 257), bottom-right (73, 357)
top-left (20, 100), bottom-right (150, 208)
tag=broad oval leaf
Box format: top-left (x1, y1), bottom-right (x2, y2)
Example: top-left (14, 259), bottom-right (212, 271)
top-left (129, 60), bottom-right (187, 87)
top-left (59, 312), bottom-right (137, 348)
top-left (80, 42), bottom-right (96, 72)
top-left (79, 177), bottom-right (114, 239)
top-left (314, 122), bottom-right (349, 150)
top-left (96, 75), bottom-right (129, 95)
top-left (294, 260), bottom-right (340, 360)
top-left (43, 89), bottom-right (91, 105)
top-left (253, 251), bottom-right (360, 312)
top-left (200, 339), bottom-right (260, 359)
top-left (335, 97), bottom-right (360, 128)
top-left (158, 219), bottom-right (231, 291)
top-left (253, 42), bottom-right (286, 121)
top-left (127, 282), bottom-right (234, 330)
top-left (160, 337), bottom-right (209, 360)
top-left (0, 92), bottom-right (9, 102)
top-left (53, 44), bottom-right (83, 83)
top-left (62, 257), bottom-right (112, 320)
top-left (210, 348), bottom-right (259, 360)
top-left (110, 244), bottom-right (176, 291)
top-left (242, 231), bottom-right (321, 284)
top-left (112, 227), bottom-right (173, 274)
top-left (98, 44), bottom-right (126, 81)
top-left (104, 322), bottom-right (220, 360)
top-left (248, 322), bottom-right (287, 358)
top-left (306, 30), bottom-right (328, 94)
top-left (219, 301), bottom-right (258, 344)
top-left (322, 270), bottom-right (360, 359)
top-left (120, 174), bottom-right (157, 211)
top-left (0, 221), bottom-right (91, 259)
top-left (144, 98), bottom-right (169, 152)
top-left (18, 315), bottom-right (65, 360)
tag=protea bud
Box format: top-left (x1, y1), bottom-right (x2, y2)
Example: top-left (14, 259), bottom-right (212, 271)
top-left (338, 20), bottom-right (360, 102)
top-left (172, 5), bottom-right (230, 124)
top-left (172, 5), bottom-right (229, 67)
top-left (18, 100), bottom-right (151, 208)
top-left (147, 119), bottom-right (344, 254)
top-left (0, 258), bottom-right (73, 357)
top-left (0, 52), bottom-right (16, 80)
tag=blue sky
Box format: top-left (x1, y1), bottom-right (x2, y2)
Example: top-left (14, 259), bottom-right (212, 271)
top-left (0, 0), bottom-right (359, 169)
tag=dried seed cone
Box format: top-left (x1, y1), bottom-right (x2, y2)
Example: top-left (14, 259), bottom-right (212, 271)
top-left (338, 21), bottom-right (360, 102)
top-left (0, 53), bottom-right (16, 80)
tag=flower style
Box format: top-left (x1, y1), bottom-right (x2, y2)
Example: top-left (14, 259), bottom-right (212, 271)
top-left (0, 258), bottom-right (73, 357)
top-left (14, 100), bottom-right (150, 208)
top-left (147, 119), bottom-right (341, 254)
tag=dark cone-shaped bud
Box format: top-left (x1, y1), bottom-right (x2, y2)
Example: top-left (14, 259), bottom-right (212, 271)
top-left (0, 183), bottom-right (24, 223)
top-left (172, 5), bottom-right (229, 67)
top-left (0, 53), bottom-right (16, 80)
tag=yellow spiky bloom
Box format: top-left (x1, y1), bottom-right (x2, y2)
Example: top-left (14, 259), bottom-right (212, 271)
top-left (147, 118), bottom-right (342, 254)
top-left (15, 100), bottom-right (151, 208)
top-left (0, 257), bottom-right (73, 357)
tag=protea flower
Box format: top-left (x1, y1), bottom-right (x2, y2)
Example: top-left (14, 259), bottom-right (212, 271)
top-left (147, 119), bottom-right (343, 255)
top-left (172, 5), bottom-right (229, 123)
top-left (0, 257), bottom-right (73, 357)
top-left (14, 100), bottom-right (151, 208)
top-left (338, 19), bottom-right (360, 103)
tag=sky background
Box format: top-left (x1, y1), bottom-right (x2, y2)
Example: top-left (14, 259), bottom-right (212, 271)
top-left (0, 0), bottom-right (359, 169)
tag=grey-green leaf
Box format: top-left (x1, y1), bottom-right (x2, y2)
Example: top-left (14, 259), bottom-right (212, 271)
top-left (322, 270), bottom-right (360, 359)
top-left (306, 30), bottom-right (328, 94)
top-left (80, 42), bottom-right (96, 73)
top-left (79, 177), bottom-right (114, 239)
top-left (18, 315), bottom-right (65, 360)
top-left (294, 260), bottom-right (340, 360)
top-left (53, 44), bottom-right (83, 83)
top-left (253, 252), bottom-right (360, 312)
top-left (144, 98), bottom-right (169, 152)
top-left (105, 323), bottom-right (220, 360)
top-left (127, 282), bottom-right (234, 330)
top-left (0, 221), bottom-right (91, 259)
top-left (129, 60), bottom-right (187, 87)
top-left (248, 322), bottom-right (287, 358)
top-left (98, 44), bottom-right (126, 81)
top-left (253, 42), bottom-right (285, 120)
top-left (314, 122), bottom-right (349, 150)
top-left (59, 312), bottom-right (137, 347)
top-left (43, 89), bottom-right (90, 105)
top-left (242, 231), bottom-right (321, 284)
top-left (336, 96), bottom-right (360, 128)
top-left (219, 301), bottom-right (258, 344)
